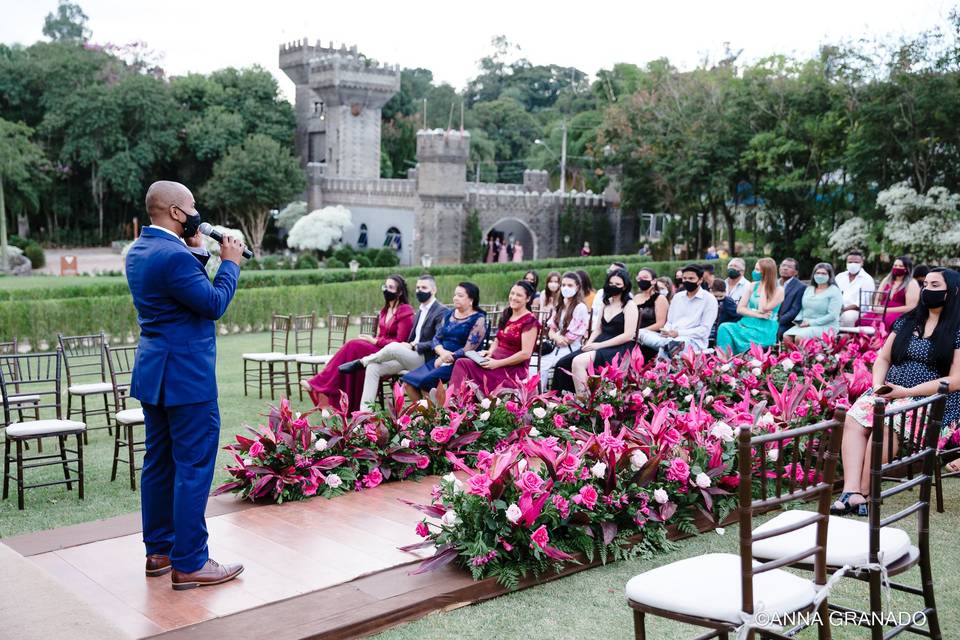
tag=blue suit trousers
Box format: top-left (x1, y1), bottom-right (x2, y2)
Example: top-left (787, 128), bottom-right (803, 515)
top-left (140, 399), bottom-right (221, 573)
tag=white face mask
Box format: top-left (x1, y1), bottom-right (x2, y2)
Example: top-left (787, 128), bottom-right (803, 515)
top-left (547, 281), bottom-right (560, 292)
top-left (657, 288), bottom-right (670, 297)
top-left (846, 263), bottom-right (861, 275)
top-left (560, 286), bottom-right (577, 299)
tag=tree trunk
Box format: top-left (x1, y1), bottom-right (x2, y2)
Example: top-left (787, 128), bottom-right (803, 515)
top-left (92, 163), bottom-right (104, 243)
top-left (0, 174), bottom-right (8, 272)
top-left (238, 209), bottom-right (268, 259)
top-left (720, 201), bottom-right (736, 257)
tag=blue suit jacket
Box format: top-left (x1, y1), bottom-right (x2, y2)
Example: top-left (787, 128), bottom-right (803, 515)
top-left (126, 227), bottom-right (240, 407)
top-left (778, 277), bottom-right (806, 337)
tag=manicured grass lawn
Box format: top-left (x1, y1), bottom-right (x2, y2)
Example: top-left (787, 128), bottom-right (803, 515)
top-left (0, 273), bottom-right (127, 290)
top-left (0, 329), bottom-right (356, 537)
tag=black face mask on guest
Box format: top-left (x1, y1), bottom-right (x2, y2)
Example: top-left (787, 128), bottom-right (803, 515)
top-left (383, 289), bottom-right (399, 302)
top-left (636, 280), bottom-right (652, 291)
top-left (415, 290), bottom-right (432, 304)
top-left (922, 289), bottom-right (948, 309)
top-left (682, 281), bottom-right (700, 293)
top-left (604, 285), bottom-right (624, 298)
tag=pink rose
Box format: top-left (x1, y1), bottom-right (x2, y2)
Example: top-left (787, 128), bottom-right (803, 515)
top-left (415, 521), bottom-right (430, 537)
top-left (431, 426), bottom-right (455, 444)
top-left (572, 484), bottom-right (598, 510)
top-left (597, 404), bottom-right (614, 420)
top-left (665, 458), bottom-right (690, 484)
top-left (530, 524), bottom-right (550, 549)
top-left (553, 414), bottom-right (566, 429)
top-left (416, 455), bottom-right (430, 470)
top-left (552, 494), bottom-right (570, 519)
top-left (398, 415), bottom-right (412, 428)
top-left (249, 441), bottom-right (265, 458)
top-left (558, 453), bottom-right (580, 474)
top-left (363, 423), bottom-right (379, 443)
top-left (518, 471), bottom-right (544, 494)
top-left (475, 450), bottom-right (493, 470)
top-left (790, 351), bottom-right (804, 363)
top-left (361, 468), bottom-right (383, 489)
top-left (467, 474), bottom-right (492, 497)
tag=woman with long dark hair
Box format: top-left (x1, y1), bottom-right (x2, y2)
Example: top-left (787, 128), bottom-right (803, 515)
top-left (551, 268), bottom-right (639, 396)
top-left (448, 280), bottom-right (540, 393)
top-left (402, 282), bottom-right (486, 402)
top-left (834, 267), bottom-right (960, 515)
top-left (538, 271), bottom-right (562, 315)
top-left (577, 269), bottom-right (596, 309)
top-left (860, 256), bottom-right (920, 332)
top-left (303, 274), bottom-right (414, 412)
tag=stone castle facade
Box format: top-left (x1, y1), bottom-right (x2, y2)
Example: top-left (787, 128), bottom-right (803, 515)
top-left (280, 39), bottom-right (628, 266)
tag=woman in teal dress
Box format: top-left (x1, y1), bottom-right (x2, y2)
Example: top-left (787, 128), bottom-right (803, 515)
top-left (716, 257), bottom-right (784, 353)
top-left (784, 262), bottom-right (842, 343)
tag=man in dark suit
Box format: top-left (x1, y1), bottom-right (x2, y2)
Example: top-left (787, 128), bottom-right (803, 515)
top-left (126, 180), bottom-right (245, 590)
top-left (345, 275), bottom-right (447, 409)
top-left (777, 257), bottom-right (805, 339)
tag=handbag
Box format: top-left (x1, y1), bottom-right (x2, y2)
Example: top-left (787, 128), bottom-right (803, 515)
top-left (539, 339), bottom-right (557, 355)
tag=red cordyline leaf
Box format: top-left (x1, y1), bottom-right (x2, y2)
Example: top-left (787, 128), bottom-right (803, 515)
top-left (212, 481), bottom-right (244, 496)
top-left (447, 431), bottom-right (482, 450)
top-left (542, 544), bottom-right (575, 561)
top-left (600, 521), bottom-right (618, 545)
top-left (411, 545), bottom-right (458, 574)
top-left (444, 451), bottom-right (478, 476)
top-left (315, 455), bottom-right (347, 469)
top-left (390, 449), bottom-right (426, 464)
top-left (398, 539), bottom-right (435, 552)
top-left (399, 498), bottom-right (447, 518)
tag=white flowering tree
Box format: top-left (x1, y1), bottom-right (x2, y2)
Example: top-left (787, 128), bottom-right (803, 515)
top-left (201, 225), bottom-right (246, 277)
top-left (287, 205), bottom-right (353, 253)
top-left (276, 200), bottom-right (308, 231)
top-left (827, 216), bottom-right (871, 256)
top-left (878, 181), bottom-right (960, 263)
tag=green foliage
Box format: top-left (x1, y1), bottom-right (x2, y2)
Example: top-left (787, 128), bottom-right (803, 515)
top-left (42, 1), bottom-right (90, 43)
top-left (372, 248), bottom-right (400, 268)
top-left (295, 253), bottom-right (318, 269)
top-left (463, 209), bottom-right (483, 263)
top-left (23, 241), bottom-right (45, 268)
top-left (325, 257), bottom-right (346, 269)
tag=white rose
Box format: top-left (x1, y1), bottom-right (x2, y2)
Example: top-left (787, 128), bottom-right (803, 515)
top-left (642, 387), bottom-right (652, 397)
top-left (532, 407), bottom-right (547, 419)
top-left (591, 461), bottom-right (607, 478)
top-left (419, 399), bottom-right (429, 408)
top-left (294, 411), bottom-right (302, 419)
top-left (325, 474), bottom-right (343, 488)
top-left (710, 421), bottom-right (734, 442)
top-left (727, 378), bottom-right (738, 387)
top-left (630, 450), bottom-right (648, 471)
top-left (479, 411), bottom-right (491, 421)
top-left (529, 427), bottom-right (541, 437)
top-left (816, 354), bottom-right (825, 362)
top-left (547, 401), bottom-right (558, 409)
top-left (442, 472), bottom-right (464, 492)
top-left (400, 438), bottom-right (411, 448)
top-left (518, 459), bottom-right (527, 472)
top-left (705, 395), bottom-right (714, 404)
top-left (720, 363), bottom-right (732, 372)
top-left (441, 510), bottom-right (460, 527)
top-left (751, 367), bottom-right (762, 377)
top-left (758, 413), bottom-right (775, 427)
top-left (716, 527), bottom-right (726, 536)
top-left (683, 394), bottom-right (693, 404)
top-left (321, 408), bottom-right (331, 419)
top-left (314, 438), bottom-right (328, 451)
top-left (781, 359), bottom-right (795, 371)
top-left (748, 359), bottom-right (762, 368)
top-left (695, 472), bottom-right (711, 488)
top-left (505, 503), bottom-right (522, 524)
top-left (751, 389), bottom-right (759, 396)
top-left (653, 488), bottom-right (669, 504)
top-left (767, 448), bottom-right (779, 462)
top-left (480, 398), bottom-right (492, 409)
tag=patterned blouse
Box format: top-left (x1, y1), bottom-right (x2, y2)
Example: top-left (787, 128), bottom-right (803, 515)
top-left (549, 302), bottom-right (590, 343)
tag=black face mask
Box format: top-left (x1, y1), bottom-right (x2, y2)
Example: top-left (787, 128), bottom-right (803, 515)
top-left (682, 281), bottom-right (700, 292)
top-left (175, 207), bottom-right (201, 239)
top-left (922, 289), bottom-right (948, 309)
top-left (727, 268), bottom-right (741, 279)
top-left (415, 290), bottom-right (432, 304)
top-left (636, 279), bottom-right (652, 291)
top-left (383, 289), bottom-right (399, 302)
top-left (604, 285), bottom-right (624, 298)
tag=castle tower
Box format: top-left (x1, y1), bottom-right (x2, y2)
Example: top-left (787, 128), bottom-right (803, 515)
top-left (414, 130), bottom-right (470, 264)
top-left (280, 39), bottom-right (401, 206)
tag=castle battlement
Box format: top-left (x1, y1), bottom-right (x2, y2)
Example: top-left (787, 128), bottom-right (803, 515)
top-left (321, 177), bottom-right (416, 196)
top-left (466, 187), bottom-right (606, 210)
top-left (416, 129), bottom-right (471, 162)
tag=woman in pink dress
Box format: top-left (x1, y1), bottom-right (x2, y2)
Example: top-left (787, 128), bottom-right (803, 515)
top-left (302, 275), bottom-right (414, 412)
top-left (449, 280), bottom-right (540, 394)
top-left (859, 256), bottom-right (920, 332)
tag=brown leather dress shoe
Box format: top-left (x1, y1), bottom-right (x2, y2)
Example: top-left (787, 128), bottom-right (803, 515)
top-left (171, 559), bottom-right (244, 591)
top-left (145, 554), bottom-right (172, 577)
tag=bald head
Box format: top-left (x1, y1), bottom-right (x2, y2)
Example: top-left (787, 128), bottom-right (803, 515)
top-left (145, 181), bottom-right (194, 221)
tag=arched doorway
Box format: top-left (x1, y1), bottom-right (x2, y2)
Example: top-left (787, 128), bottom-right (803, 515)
top-left (483, 218), bottom-right (537, 263)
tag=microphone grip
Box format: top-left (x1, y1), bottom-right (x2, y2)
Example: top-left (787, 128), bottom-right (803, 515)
top-left (201, 224), bottom-right (253, 259)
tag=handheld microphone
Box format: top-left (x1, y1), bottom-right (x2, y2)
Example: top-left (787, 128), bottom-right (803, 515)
top-left (199, 222), bottom-right (252, 259)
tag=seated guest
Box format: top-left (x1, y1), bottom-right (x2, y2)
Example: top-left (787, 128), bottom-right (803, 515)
top-left (341, 275), bottom-right (447, 410)
top-left (834, 267), bottom-right (960, 515)
top-left (704, 246), bottom-right (719, 260)
top-left (402, 283), bottom-right (486, 402)
top-left (701, 263), bottom-right (719, 291)
top-left (674, 268), bottom-right (684, 289)
top-left (783, 263), bottom-right (842, 344)
top-left (636, 264), bottom-right (718, 359)
top-left (724, 257), bottom-right (752, 303)
top-left (534, 272), bottom-right (590, 387)
top-left (523, 270), bottom-right (541, 308)
top-left (716, 258), bottom-right (784, 353)
top-left (634, 268), bottom-right (669, 333)
top-left (552, 268), bottom-right (638, 395)
top-left (914, 264), bottom-right (930, 289)
top-left (776, 257), bottom-right (805, 339)
top-left (592, 261), bottom-right (629, 316)
top-left (537, 271), bottom-right (562, 315)
top-left (860, 256), bottom-right (920, 332)
top-left (449, 281), bottom-right (540, 393)
top-left (709, 280), bottom-right (741, 345)
top-left (302, 275), bottom-right (414, 412)
top-left (655, 276), bottom-right (675, 301)
top-left (835, 250), bottom-right (876, 327)
top-left (577, 269), bottom-right (596, 309)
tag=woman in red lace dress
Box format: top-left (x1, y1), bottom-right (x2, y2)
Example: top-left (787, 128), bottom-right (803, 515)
top-left (303, 275), bottom-right (414, 412)
top-left (449, 280), bottom-right (540, 394)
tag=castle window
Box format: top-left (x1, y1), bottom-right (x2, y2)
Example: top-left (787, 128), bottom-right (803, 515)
top-left (358, 223), bottom-right (368, 249)
top-left (384, 227), bottom-right (402, 252)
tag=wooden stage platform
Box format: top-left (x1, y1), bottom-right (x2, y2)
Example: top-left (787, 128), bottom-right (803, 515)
top-left (4, 477), bottom-right (617, 640)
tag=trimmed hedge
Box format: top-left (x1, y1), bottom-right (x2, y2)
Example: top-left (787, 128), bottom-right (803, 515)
top-left (0, 253), bottom-right (700, 302)
top-left (1, 258), bottom-right (731, 344)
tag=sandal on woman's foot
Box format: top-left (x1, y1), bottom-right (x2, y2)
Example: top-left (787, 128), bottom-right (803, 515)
top-left (830, 492), bottom-right (857, 515)
top-left (854, 502), bottom-right (868, 517)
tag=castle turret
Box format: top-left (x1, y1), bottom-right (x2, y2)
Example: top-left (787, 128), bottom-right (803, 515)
top-left (414, 129), bottom-right (470, 264)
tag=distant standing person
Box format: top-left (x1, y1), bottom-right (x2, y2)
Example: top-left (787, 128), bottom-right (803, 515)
top-left (513, 241), bottom-right (524, 262)
top-left (580, 241), bottom-right (591, 257)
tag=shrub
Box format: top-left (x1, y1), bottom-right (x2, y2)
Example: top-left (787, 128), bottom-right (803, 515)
top-left (296, 254), bottom-right (319, 269)
top-left (325, 257), bottom-right (346, 269)
top-left (23, 242), bottom-right (45, 268)
top-left (354, 255), bottom-right (373, 268)
top-left (260, 256), bottom-right (280, 270)
top-left (333, 246), bottom-right (355, 265)
top-left (373, 248), bottom-right (399, 267)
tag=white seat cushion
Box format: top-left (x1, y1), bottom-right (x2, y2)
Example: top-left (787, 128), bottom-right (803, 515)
top-left (624, 553), bottom-right (816, 623)
top-left (838, 326), bottom-right (876, 336)
top-left (115, 408), bottom-right (144, 425)
top-left (6, 419), bottom-right (86, 438)
top-left (242, 352), bottom-right (295, 362)
top-left (0, 393), bottom-right (41, 405)
top-left (68, 382), bottom-right (114, 395)
top-left (295, 354), bottom-right (332, 365)
top-left (752, 509), bottom-right (912, 568)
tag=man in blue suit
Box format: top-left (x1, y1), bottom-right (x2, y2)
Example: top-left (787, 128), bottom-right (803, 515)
top-left (777, 257), bottom-right (805, 339)
top-left (126, 181), bottom-right (246, 590)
